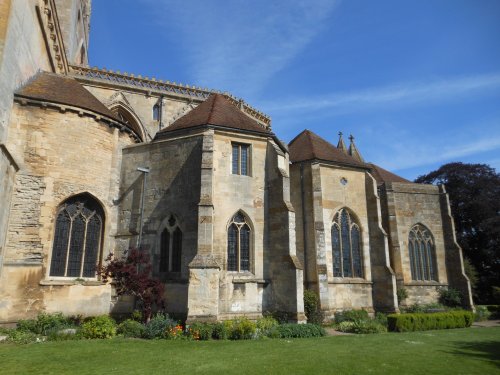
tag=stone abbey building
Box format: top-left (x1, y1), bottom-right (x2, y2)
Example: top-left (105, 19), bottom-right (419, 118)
top-left (0, 0), bottom-right (473, 323)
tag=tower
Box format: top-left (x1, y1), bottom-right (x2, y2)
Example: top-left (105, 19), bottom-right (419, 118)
top-left (54, 0), bottom-right (91, 66)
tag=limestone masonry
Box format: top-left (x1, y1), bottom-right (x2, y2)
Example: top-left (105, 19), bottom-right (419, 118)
top-left (0, 0), bottom-right (473, 323)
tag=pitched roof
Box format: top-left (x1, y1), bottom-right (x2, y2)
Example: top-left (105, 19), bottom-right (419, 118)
top-left (368, 163), bottom-right (410, 185)
top-left (15, 72), bottom-right (120, 122)
top-left (158, 94), bottom-right (270, 135)
top-left (288, 130), bottom-right (367, 168)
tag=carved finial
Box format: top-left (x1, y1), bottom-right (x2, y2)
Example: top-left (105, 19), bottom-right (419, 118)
top-left (337, 131), bottom-right (347, 154)
top-left (348, 134), bottom-right (364, 162)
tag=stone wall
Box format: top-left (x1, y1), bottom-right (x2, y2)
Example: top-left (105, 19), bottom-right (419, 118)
top-left (119, 131), bottom-right (204, 314)
top-left (0, 103), bottom-right (134, 322)
top-left (0, 0), bottom-right (54, 269)
top-left (382, 182), bottom-right (456, 306)
top-left (211, 131), bottom-right (269, 319)
top-left (365, 173), bottom-right (398, 312)
top-left (291, 162), bottom-right (374, 316)
top-left (54, 0), bottom-right (90, 65)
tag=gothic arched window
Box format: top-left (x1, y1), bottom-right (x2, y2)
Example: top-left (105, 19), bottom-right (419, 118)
top-left (331, 208), bottom-right (363, 278)
top-left (160, 215), bottom-right (182, 273)
top-left (408, 224), bottom-right (436, 281)
top-left (227, 212), bottom-right (251, 272)
top-left (50, 194), bottom-right (104, 278)
top-left (153, 103), bottom-right (160, 121)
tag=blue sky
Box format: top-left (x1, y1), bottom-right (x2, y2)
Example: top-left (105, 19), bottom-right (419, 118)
top-left (88, 0), bottom-right (500, 180)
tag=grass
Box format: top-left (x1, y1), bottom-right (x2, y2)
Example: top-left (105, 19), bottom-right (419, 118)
top-left (0, 327), bottom-right (499, 374)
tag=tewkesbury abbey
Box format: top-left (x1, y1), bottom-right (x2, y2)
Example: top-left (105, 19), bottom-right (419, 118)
top-left (0, 0), bottom-right (473, 324)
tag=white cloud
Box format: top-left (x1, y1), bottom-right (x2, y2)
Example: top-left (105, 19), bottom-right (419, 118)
top-left (371, 125), bottom-right (500, 171)
top-left (263, 72), bottom-right (500, 113)
top-left (141, 0), bottom-right (339, 97)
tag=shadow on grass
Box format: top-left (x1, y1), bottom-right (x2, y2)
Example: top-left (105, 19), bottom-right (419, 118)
top-left (448, 340), bottom-right (500, 368)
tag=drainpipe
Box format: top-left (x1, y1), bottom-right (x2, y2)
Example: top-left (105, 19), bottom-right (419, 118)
top-left (137, 166), bottom-right (150, 249)
top-left (300, 163), bottom-right (309, 286)
top-left (159, 96), bottom-right (164, 131)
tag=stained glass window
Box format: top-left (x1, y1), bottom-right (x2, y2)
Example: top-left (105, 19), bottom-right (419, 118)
top-left (227, 212), bottom-right (251, 272)
top-left (408, 224), bottom-right (436, 281)
top-left (331, 208), bottom-right (363, 278)
top-left (159, 216), bottom-right (182, 273)
top-left (50, 194), bottom-right (104, 278)
top-left (232, 143), bottom-right (250, 175)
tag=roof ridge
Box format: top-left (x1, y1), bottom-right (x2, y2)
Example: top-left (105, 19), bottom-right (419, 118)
top-left (289, 129), bottom-right (310, 146)
top-left (206, 94), bottom-right (219, 124)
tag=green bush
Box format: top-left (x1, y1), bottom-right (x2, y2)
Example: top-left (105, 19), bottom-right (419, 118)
top-left (81, 316), bottom-right (117, 339)
top-left (117, 319), bottom-right (145, 338)
top-left (485, 305), bottom-right (500, 319)
top-left (352, 320), bottom-right (387, 334)
top-left (189, 322), bottom-right (213, 340)
top-left (303, 290), bottom-right (324, 324)
top-left (271, 323), bottom-right (326, 338)
top-left (256, 317), bottom-right (278, 336)
top-left (17, 312), bottom-right (73, 336)
top-left (439, 288), bottom-right (462, 308)
top-left (387, 310), bottom-right (474, 332)
top-left (6, 330), bottom-right (42, 344)
top-left (374, 312), bottom-right (388, 326)
top-left (130, 310), bottom-right (143, 322)
top-left (336, 321), bottom-right (356, 333)
top-left (474, 306), bottom-right (491, 322)
top-left (211, 322), bottom-right (228, 340)
top-left (400, 303), bottom-right (446, 314)
top-left (46, 328), bottom-right (79, 341)
top-left (397, 288), bottom-right (408, 304)
top-left (229, 318), bottom-right (256, 340)
top-left (335, 309), bottom-right (369, 323)
top-left (142, 313), bottom-right (176, 339)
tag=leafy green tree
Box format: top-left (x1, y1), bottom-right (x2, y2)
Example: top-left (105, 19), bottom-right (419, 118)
top-left (415, 162), bottom-right (500, 303)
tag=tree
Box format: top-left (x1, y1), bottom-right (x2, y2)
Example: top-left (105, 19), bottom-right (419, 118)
top-left (415, 162), bottom-right (500, 303)
top-left (98, 248), bottom-right (165, 322)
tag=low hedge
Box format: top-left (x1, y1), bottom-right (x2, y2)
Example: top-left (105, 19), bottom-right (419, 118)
top-left (387, 310), bottom-right (474, 332)
top-left (270, 323), bottom-right (326, 338)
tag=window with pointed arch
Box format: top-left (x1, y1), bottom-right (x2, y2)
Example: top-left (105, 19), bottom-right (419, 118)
top-left (331, 208), bottom-right (363, 278)
top-left (49, 194), bottom-right (104, 278)
top-left (159, 215), bottom-right (182, 273)
top-left (153, 103), bottom-right (160, 121)
top-left (227, 212), bottom-right (251, 272)
top-left (408, 224), bottom-right (436, 281)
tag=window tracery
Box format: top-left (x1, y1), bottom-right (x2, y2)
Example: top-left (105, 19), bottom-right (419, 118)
top-left (408, 224), bottom-right (436, 281)
top-left (331, 208), bottom-right (363, 278)
top-left (227, 212), bottom-right (251, 272)
top-left (160, 215), bottom-right (182, 273)
top-left (50, 195), bottom-right (104, 278)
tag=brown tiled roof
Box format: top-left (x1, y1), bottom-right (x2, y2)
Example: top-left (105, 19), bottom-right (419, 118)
top-left (15, 72), bottom-right (120, 122)
top-left (288, 130), bottom-right (367, 168)
top-left (368, 163), bottom-right (410, 185)
top-left (159, 94), bottom-right (270, 135)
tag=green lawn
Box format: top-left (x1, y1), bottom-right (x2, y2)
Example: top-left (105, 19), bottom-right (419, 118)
top-left (1, 327), bottom-right (498, 375)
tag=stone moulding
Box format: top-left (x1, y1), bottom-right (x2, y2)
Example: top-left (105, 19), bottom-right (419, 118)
top-left (36, 0), bottom-right (68, 74)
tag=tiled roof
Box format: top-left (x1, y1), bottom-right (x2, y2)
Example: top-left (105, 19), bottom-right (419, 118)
top-left (15, 72), bottom-right (121, 122)
top-left (288, 130), bottom-right (367, 168)
top-left (368, 163), bottom-right (410, 185)
top-left (158, 94), bottom-right (270, 135)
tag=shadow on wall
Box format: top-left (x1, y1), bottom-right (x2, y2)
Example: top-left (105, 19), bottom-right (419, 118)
top-left (116, 139), bottom-right (203, 315)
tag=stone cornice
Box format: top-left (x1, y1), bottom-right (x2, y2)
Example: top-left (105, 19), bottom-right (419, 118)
top-left (69, 64), bottom-right (272, 128)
